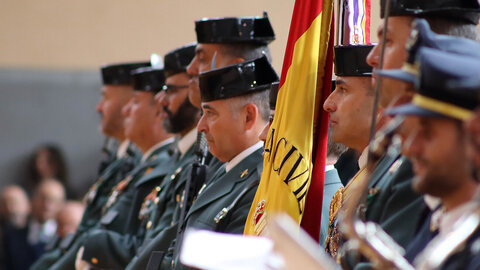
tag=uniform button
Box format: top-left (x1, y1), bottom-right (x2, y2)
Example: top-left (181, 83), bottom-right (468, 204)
top-left (170, 174), bottom-right (175, 180)
top-left (91, 257), bottom-right (99, 264)
top-left (146, 221), bottom-right (152, 229)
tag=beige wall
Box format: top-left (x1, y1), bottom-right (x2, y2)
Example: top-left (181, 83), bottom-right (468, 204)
top-left (0, 0), bottom-right (381, 71)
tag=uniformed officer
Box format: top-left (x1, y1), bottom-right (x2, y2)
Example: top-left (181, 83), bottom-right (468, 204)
top-left (49, 64), bottom-right (174, 269)
top-left (373, 19), bottom-right (480, 267)
top-left (340, 2), bottom-right (480, 269)
top-left (125, 44), bottom-right (201, 270)
top-left (30, 61), bottom-right (147, 270)
top-left (186, 13), bottom-right (275, 108)
top-left (127, 16), bottom-right (277, 268)
top-left (158, 56), bottom-right (278, 270)
top-left (321, 44), bottom-right (377, 260)
top-left (368, 0), bottom-right (480, 109)
top-left (75, 66), bottom-right (178, 269)
top-left (385, 44), bottom-right (480, 270)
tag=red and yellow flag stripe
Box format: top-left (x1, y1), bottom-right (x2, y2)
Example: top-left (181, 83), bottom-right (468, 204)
top-left (244, 0), bottom-right (334, 238)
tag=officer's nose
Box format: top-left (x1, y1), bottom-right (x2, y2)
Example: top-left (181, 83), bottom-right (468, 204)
top-left (323, 90), bottom-right (337, 113)
top-left (186, 55), bottom-right (199, 77)
top-left (197, 113), bottom-right (208, 134)
top-left (366, 44), bottom-right (380, 69)
top-left (96, 98), bottom-right (104, 114)
top-left (259, 123), bottom-right (270, 142)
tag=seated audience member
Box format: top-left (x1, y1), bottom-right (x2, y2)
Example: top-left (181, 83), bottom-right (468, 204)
top-left (27, 144), bottom-right (71, 197)
top-left (2, 179), bottom-right (65, 270)
top-left (55, 201), bottom-right (85, 239)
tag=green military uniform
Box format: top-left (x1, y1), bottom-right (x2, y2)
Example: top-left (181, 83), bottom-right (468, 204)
top-left (340, 146), bottom-right (425, 270)
top-left (125, 154), bottom-right (222, 270)
top-left (29, 142), bottom-right (139, 270)
top-left (366, 152), bottom-right (425, 247)
top-left (77, 44), bottom-right (200, 270)
top-left (81, 140), bottom-right (194, 269)
top-left (47, 143), bottom-right (171, 270)
top-left (78, 65), bottom-right (175, 269)
top-left (155, 147), bottom-right (263, 270)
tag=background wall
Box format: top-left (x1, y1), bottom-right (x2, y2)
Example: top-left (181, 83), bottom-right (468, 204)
top-left (0, 0), bottom-right (297, 71)
top-left (0, 0), bottom-right (381, 196)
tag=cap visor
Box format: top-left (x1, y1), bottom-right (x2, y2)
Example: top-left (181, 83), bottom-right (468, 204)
top-left (375, 69), bottom-right (415, 83)
top-left (385, 104), bottom-right (445, 118)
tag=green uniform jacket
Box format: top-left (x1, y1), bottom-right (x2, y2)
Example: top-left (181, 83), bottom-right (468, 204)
top-left (125, 155), bottom-right (223, 270)
top-left (148, 148), bottom-right (263, 270)
top-left (29, 146), bottom-right (139, 270)
top-left (343, 147), bottom-right (426, 270)
top-left (46, 144), bottom-right (171, 270)
top-left (80, 144), bottom-right (194, 270)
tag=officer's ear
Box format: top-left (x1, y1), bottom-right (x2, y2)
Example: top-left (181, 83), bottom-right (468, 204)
top-left (243, 103), bottom-right (258, 131)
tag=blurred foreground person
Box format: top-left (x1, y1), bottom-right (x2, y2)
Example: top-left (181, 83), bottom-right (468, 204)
top-left (55, 201), bottom-right (85, 239)
top-left (0, 185), bottom-right (30, 229)
top-left (386, 46), bottom-right (480, 270)
top-left (3, 180), bottom-right (64, 270)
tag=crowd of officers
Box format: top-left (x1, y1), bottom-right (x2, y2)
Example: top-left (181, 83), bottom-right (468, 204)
top-left (10, 0), bottom-right (480, 269)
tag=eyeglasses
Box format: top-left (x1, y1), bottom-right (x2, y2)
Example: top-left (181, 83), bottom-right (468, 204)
top-left (162, 84), bottom-right (189, 94)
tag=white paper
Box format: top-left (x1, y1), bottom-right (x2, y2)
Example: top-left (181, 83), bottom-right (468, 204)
top-left (180, 229), bottom-right (283, 270)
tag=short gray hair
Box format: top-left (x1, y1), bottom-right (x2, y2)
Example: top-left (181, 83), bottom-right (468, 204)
top-left (226, 90), bottom-right (270, 122)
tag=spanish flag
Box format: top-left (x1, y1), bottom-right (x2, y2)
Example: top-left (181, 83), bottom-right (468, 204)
top-left (244, 0), bottom-right (334, 240)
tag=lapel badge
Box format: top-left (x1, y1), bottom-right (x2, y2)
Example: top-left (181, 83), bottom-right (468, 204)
top-left (240, 169), bottom-right (249, 178)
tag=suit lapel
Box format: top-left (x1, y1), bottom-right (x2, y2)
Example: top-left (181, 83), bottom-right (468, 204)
top-left (185, 148), bottom-right (263, 221)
